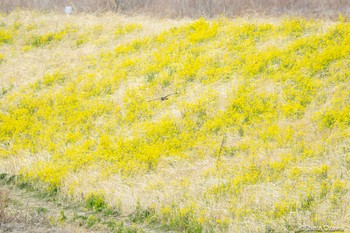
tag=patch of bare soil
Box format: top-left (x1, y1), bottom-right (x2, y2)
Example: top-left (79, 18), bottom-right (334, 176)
top-left (0, 174), bottom-right (151, 233)
top-left (0, 179), bottom-right (89, 233)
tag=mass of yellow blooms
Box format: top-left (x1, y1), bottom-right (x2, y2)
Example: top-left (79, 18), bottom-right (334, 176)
top-left (0, 13), bottom-right (349, 232)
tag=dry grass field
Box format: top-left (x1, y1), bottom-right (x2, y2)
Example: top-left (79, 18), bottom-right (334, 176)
top-left (0, 10), bottom-right (349, 232)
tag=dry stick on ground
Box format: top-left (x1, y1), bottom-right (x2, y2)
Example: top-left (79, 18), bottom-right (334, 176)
top-left (216, 133), bottom-right (227, 171)
top-left (147, 92), bottom-right (178, 102)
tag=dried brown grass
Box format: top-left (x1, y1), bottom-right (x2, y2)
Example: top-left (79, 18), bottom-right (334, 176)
top-left (0, 188), bottom-right (15, 227)
top-left (0, 0), bottom-right (349, 18)
top-left (0, 188), bottom-right (8, 223)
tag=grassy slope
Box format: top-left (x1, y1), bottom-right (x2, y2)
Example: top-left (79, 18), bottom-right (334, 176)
top-left (1, 11), bottom-right (350, 232)
top-left (0, 175), bottom-right (151, 232)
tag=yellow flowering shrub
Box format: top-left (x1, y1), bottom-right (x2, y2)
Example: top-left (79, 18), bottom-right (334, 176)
top-left (0, 28), bottom-right (12, 44)
top-left (114, 23), bottom-right (142, 36)
top-left (27, 24), bottom-right (76, 47)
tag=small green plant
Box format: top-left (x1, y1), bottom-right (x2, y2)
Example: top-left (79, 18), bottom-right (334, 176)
top-left (73, 212), bottom-right (87, 221)
top-left (129, 202), bottom-right (155, 223)
top-left (59, 210), bottom-right (67, 222)
top-left (36, 207), bottom-right (48, 214)
top-left (300, 193), bottom-right (315, 210)
top-left (17, 181), bottom-right (33, 191)
top-left (146, 72), bottom-right (156, 83)
top-left (85, 193), bottom-right (107, 212)
top-left (0, 173), bottom-right (7, 180)
top-left (104, 220), bottom-right (118, 231)
top-left (102, 206), bottom-right (119, 217)
top-left (86, 214), bottom-right (99, 228)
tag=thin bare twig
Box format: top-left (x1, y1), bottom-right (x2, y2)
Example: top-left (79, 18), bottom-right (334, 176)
top-left (216, 133), bottom-right (227, 171)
